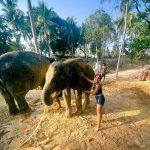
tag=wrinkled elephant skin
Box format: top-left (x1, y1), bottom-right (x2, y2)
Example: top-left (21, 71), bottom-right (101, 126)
top-left (42, 58), bottom-right (95, 117)
top-left (0, 51), bottom-right (55, 115)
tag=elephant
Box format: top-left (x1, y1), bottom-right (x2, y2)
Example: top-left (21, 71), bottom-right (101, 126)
top-left (41, 58), bottom-right (95, 117)
top-left (0, 51), bottom-right (55, 115)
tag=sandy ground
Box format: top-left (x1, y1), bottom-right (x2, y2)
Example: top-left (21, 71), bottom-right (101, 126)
top-left (0, 66), bottom-right (150, 150)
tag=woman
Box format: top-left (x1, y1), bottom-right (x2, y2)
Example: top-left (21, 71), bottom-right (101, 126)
top-left (81, 72), bottom-right (105, 131)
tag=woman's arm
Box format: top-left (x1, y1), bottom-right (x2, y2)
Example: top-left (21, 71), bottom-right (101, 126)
top-left (91, 83), bottom-right (99, 95)
top-left (81, 72), bottom-right (95, 84)
top-left (84, 83), bottom-right (100, 95)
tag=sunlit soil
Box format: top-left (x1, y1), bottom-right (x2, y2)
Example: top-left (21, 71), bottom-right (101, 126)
top-left (0, 66), bottom-right (150, 150)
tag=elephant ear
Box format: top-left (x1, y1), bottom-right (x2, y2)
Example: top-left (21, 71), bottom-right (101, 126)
top-left (56, 63), bottom-right (72, 80)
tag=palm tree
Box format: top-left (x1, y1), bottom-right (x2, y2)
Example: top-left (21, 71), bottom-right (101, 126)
top-left (0, 0), bottom-right (32, 50)
top-left (0, 0), bottom-right (18, 22)
top-left (35, 1), bottom-right (58, 56)
top-left (115, 0), bottom-right (135, 79)
top-left (116, 1), bottom-right (129, 79)
top-left (27, 0), bottom-right (40, 54)
top-left (66, 17), bottom-right (80, 55)
top-left (0, 0), bottom-right (23, 49)
top-left (100, 0), bottom-right (135, 79)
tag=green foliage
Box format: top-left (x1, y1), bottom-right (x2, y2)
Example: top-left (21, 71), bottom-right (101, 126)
top-left (32, 2), bottom-right (58, 55)
top-left (84, 9), bottom-right (114, 59)
top-left (105, 47), bottom-right (111, 58)
top-left (128, 35), bottom-right (150, 60)
top-left (65, 17), bottom-right (80, 53)
top-left (79, 23), bottom-right (87, 46)
top-left (111, 45), bottom-right (119, 58)
top-left (134, 0), bottom-right (150, 28)
top-left (50, 17), bottom-right (80, 55)
top-left (85, 9), bottom-right (113, 42)
top-left (113, 0), bottom-right (150, 61)
top-left (128, 11), bottom-right (150, 60)
top-left (32, 2), bottom-right (80, 56)
top-left (90, 42), bottom-right (102, 56)
top-left (0, 0), bottom-right (31, 51)
top-left (0, 17), bottom-right (17, 55)
top-left (0, 0), bottom-right (149, 59)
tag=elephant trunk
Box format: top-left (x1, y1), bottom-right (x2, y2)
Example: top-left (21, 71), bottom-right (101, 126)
top-left (41, 84), bottom-right (54, 106)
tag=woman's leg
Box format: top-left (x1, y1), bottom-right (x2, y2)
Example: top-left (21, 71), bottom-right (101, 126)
top-left (96, 104), bottom-right (103, 130)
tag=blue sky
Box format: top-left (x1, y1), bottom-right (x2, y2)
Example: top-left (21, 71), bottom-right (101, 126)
top-left (0, 0), bottom-right (118, 25)
top-left (0, 0), bottom-right (145, 25)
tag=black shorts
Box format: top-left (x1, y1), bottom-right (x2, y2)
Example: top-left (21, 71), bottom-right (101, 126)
top-left (96, 95), bottom-right (105, 106)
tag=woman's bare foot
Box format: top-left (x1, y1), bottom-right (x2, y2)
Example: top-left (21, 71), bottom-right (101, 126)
top-left (95, 125), bottom-right (101, 131)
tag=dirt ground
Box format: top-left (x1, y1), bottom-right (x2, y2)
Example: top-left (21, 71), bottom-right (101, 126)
top-left (0, 65), bottom-right (150, 150)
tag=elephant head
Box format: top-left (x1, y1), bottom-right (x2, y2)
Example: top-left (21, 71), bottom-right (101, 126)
top-left (41, 58), bottom-right (95, 106)
top-left (41, 62), bottom-right (71, 105)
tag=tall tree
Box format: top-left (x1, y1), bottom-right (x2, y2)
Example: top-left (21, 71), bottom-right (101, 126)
top-left (134, 0), bottom-right (150, 28)
top-left (128, 13), bottom-right (150, 60)
top-left (0, 0), bottom-right (27, 50)
top-left (34, 1), bottom-right (58, 56)
top-left (78, 23), bottom-right (88, 58)
top-left (0, 17), bottom-right (17, 54)
top-left (116, 0), bottom-right (129, 79)
top-left (27, 0), bottom-right (40, 53)
top-left (66, 17), bottom-right (80, 55)
top-left (101, 0), bottom-right (135, 79)
top-left (50, 17), bottom-right (80, 56)
top-left (84, 9), bottom-right (114, 62)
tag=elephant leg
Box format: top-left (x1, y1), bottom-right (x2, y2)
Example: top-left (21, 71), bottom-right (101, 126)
top-left (14, 94), bottom-right (31, 114)
top-left (0, 88), bottom-right (19, 115)
top-left (75, 90), bottom-right (83, 115)
top-left (63, 89), bottom-right (72, 118)
top-left (82, 93), bottom-right (90, 111)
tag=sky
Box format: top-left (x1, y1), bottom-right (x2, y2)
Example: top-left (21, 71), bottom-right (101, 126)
top-left (0, 0), bottom-right (118, 25)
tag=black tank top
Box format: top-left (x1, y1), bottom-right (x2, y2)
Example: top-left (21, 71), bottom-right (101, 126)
top-left (93, 83), bottom-right (102, 95)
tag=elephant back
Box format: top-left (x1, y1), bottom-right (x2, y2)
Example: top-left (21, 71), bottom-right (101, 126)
top-left (0, 51), bottom-right (54, 92)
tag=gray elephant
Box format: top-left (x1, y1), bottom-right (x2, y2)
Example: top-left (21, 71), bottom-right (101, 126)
top-left (0, 51), bottom-right (55, 115)
top-left (41, 58), bottom-right (95, 117)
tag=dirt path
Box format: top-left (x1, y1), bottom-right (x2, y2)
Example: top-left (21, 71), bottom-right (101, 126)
top-left (0, 67), bottom-right (150, 150)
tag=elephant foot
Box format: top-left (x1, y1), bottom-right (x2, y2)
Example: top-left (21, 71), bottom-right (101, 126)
top-left (9, 108), bottom-right (20, 115)
top-left (74, 108), bottom-right (83, 116)
top-left (82, 104), bottom-right (87, 111)
top-left (82, 103), bottom-right (90, 111)
top-left (65, 111), bottom-right (73, 118)
top-left (19, 107), bottom-right (32, 114)
top-left (82, 100), bottom-right (90, 111)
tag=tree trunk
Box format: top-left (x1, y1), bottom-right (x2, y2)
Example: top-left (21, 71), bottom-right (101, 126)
top-left (45, 35), bottom-right (51, 57)
top-left (96, 41), bottom-right (99, 63)
top-left (115, 1), bottom-right (128, 79)
top-left (27, 0), bottom-right (40, 54)
top-left (79, 46), bottom-right (86, 58)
